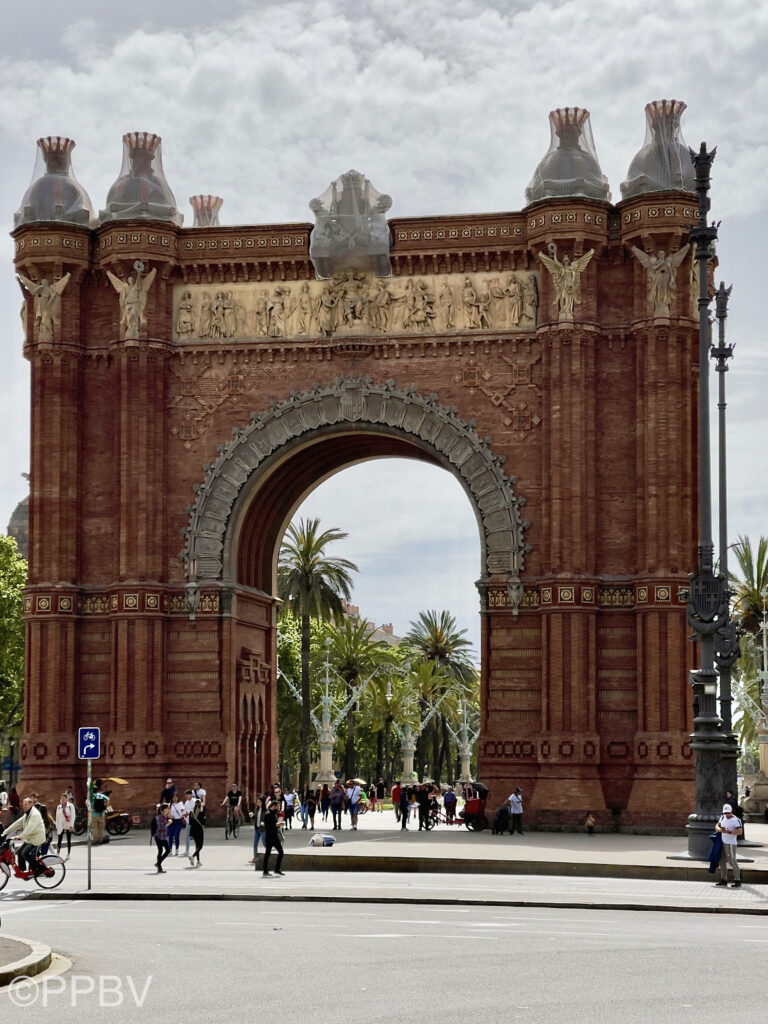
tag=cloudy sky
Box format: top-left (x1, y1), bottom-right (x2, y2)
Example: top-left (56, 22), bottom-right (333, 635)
top-left (0, 0), bottom-right (766, 654)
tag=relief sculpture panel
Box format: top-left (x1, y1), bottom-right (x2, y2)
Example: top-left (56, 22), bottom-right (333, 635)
top-left (172, 270), bottom-right (539, 342)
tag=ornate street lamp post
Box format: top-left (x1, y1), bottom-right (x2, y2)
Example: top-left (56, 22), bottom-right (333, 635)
top-left (684, 143), bottom-right (729, 859)
top-left (711, 282), bottom-right (740, 802)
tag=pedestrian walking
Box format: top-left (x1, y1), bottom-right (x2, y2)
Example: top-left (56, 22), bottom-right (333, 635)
top-left (159, 777), bottom-right (176, 804)
top-left (399, 784), bottom-right (410, 830)
top-left (443, 786), bottom-right (457, 821)
top-left (55, 791), bottom-right (75, 858)
top-left (392, 781), bottom-right (402, 823)
top-left (261, 799), bottom-right (285, 877)
top-left (154, 803), bottom-right (171, 873)
top-left (508, 788), bottom-right (524, 834)
top-left (183, 789), bottom-right (196, 855)
top-left (320, 784), bottom-right (331, 822)
top-left (376, 778), bottom-right (385, 812)
top-left (584, 811), bottom-right (596, 836)
top-left (284, 787), bottom-right (296, 829)
top-left (250, 794), bottom-right (266, 866)
top-left (330, 780), bottom-right (345, 830)
top-left (192, 782), bottom-right (207, 824)
top-left (168, 793), bottom-right (185, 854)
top-left (305, 788), bottom-right (317, 830)
top-left (346, 781), bottom-right (362, 830)
top-left (188, 799), bottom-right (204, 867)
top-left (91, 781), bottom-right (108, 844)
top-left (714, 803), bottom-right (743, 888)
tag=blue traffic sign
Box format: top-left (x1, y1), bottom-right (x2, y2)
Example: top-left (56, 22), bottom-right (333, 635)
top-left (77, 727), bottom-right (101, 760)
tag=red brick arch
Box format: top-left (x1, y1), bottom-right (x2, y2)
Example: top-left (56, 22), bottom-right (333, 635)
top-left (184, 377), bottom-right (530, 600)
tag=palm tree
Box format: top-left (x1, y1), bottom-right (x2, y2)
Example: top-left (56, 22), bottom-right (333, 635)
top-left (323, 616), bottom-right (393, 781)
top-left (404, 610), bottom-right (476, 780)
top-left (277, 518), bottom-right (357, 786)
top-left (730, 536), bottom-right (768, 747)
top-left (731, 535), bottom-right (768, 633)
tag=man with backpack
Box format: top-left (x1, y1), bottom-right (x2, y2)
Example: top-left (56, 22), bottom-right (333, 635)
top-left (91, 780), bottom-right (109, 844)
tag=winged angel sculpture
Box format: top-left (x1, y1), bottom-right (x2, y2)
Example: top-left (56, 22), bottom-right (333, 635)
top-left (630, 244), bottom-right (690, 317)
top-left (17, 272), bottom-right (71, 343)
top-left (106, 260), bottom-right (157, 339)
top-left (537, 245), bottom-right (595, 322)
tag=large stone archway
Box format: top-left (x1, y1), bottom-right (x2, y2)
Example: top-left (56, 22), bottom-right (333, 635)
top-left (16, 179), bottom-right (700, 827)
top-left (183, 377), bottom-right (530, 600)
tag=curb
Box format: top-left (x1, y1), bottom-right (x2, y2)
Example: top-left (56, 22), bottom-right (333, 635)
top-left (264, 852), bottom-right (768, 884)
top-left (25, 889), bottom-right (768, 916)
top-left (0, 936), bottom-right (52, 987)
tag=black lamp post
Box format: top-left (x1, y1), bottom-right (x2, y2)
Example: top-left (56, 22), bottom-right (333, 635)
top-left (684, 142), bottom-right (729, 860)
top-left (711, 282), bottom-right (740, 803)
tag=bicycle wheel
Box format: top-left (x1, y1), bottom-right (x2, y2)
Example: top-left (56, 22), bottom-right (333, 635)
top-left (0, 861), bottom-right (10, 891)
top-left (225, 815), bottom-right (232, 839)
top-left (35, 854), bottom-right (66, 890)
top-left (232, 817), bottom-right (240, 839)
top-left (73, 812), bottom-right (87, 837)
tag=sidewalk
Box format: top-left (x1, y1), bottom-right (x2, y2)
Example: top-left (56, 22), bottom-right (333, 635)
top-left (4, 812), bottom-right (767, 911)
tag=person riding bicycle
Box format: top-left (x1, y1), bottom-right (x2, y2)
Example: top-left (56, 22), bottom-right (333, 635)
top-left (221, 781), bottom-right (244, 825)
top-left (1, 796), bottom-right (46, 876)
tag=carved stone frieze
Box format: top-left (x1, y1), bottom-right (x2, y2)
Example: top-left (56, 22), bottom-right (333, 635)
top-left (182, 377), bottom-right (531, 593)
top-left (172, 270), bottom-right (539, 342)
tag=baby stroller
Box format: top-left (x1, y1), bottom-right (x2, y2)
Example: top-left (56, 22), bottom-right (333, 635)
top-left (491, 804), bottom-right (510, 835)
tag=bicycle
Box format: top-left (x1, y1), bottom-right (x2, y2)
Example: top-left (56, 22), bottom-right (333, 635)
top-left (0, 836), bottom-right (66, 891)
top-left (224, 805), bottom-right (240, 839)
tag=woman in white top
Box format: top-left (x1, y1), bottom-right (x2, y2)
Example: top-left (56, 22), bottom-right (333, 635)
top-left (168, 793), bottom-right (186, 855)
top-left (55, 792), bottom-right (76, 858)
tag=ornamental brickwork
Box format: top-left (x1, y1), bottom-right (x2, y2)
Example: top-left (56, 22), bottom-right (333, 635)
top-left (14, 124), bottom-right (703, 825)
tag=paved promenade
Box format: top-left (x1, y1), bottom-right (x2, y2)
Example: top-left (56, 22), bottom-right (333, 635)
top-left (3, 811), bottom-right (767, 910)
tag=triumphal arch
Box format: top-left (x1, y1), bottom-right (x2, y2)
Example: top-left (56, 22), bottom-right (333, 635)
top-left (15, 102), bottom-right (702, 826)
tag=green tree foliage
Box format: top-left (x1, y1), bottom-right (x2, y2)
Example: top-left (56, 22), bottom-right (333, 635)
top-left (277, 518), bottom-right (357, 786)
top-left (730, 536), bottom-right (768, 746)
top-left (404, 609), bottom-right (476, 780)
top-left (0, 535), bottom-right (27, 734)
top-left (322, 616), bottom-right (394, 781)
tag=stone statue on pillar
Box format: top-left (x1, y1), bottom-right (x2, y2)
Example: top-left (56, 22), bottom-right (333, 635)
top-left (17, 272), bottom-right (71, 344)
top-left (106, 260), bottom-right (157, 339)
top-left (538, 244), bottom-right (595, 322)
top-left (631, 244), bottom-right (690, 317)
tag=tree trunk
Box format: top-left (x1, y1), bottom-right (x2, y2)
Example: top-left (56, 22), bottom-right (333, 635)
top-left (375, 730), bottom-right (384, 782)
top-left (300, 613), bottom-right (312, 787)
top-left (344, 675), bottom-right (356, 782)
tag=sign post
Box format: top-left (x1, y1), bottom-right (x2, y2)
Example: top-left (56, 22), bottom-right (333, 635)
top-left (77, 727), bottom-right (100, 891)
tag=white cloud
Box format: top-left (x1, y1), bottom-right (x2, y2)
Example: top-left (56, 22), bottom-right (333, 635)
top-left (1, 0), bottom-right (767, 604)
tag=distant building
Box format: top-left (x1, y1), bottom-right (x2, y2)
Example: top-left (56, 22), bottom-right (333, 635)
top-left (340, 599), bottom-right (401, 646)
top-left (7, 495), bottom-right (29, 560)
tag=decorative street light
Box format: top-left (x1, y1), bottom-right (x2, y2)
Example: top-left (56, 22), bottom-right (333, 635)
top-left (392, 685), bottom-right (458, 783)
top-left (711, 282), bottom-right (740, 802)
top-left (684, 142), bottom-right (729, 860)
top-left (279, 637), bottom-right (396, 785)
top-left (445, 703), bottom-right (481, 783)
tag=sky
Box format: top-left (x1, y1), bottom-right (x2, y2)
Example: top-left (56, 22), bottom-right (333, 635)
top-left (0, 0), bottom-right (766, 656)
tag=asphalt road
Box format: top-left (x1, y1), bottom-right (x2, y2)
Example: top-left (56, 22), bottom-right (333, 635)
top-left (2, 899), bottom-right (767, 1022)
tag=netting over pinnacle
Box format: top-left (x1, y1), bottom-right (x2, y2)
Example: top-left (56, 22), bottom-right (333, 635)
top-left (525, 108), bottom-right (611, 205)
top-left (620, 99), bottom-right (696, 199)
top-left (14, 137), bottom-right (95, 228)
top-left (101, 131), bottom-right (182, 225)
top-left (309, 170), bottom-right (392, 280)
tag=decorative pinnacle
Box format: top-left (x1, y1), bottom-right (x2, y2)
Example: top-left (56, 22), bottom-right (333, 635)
top-left (189, 194), bottom-right (223, 228)
top-left (550, 107), bottom-right (590, 131)
top-left (123, 131), bottom-right (162, 155)
top-left (715, 281), bottom-right (732, 320)
top-left (646, 98), bottom-right (686, 126)
top-left (38, 136), bottom-right (76, 156)
top-left (37, 136), bottom-right (76, 173)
